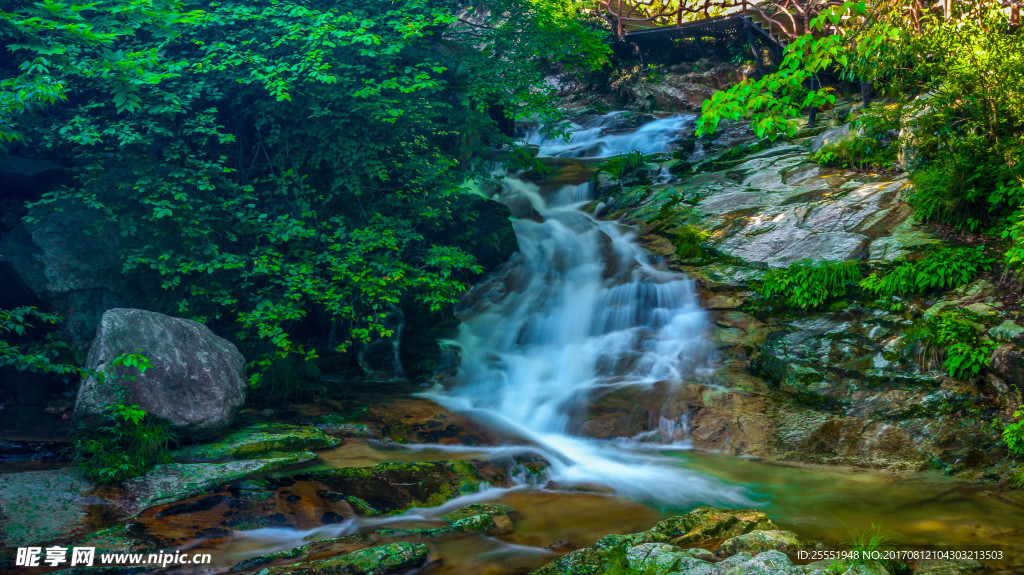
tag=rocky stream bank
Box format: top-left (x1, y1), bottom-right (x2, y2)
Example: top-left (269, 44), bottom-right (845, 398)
top-left (3, 69), bottom-right (1024, 575)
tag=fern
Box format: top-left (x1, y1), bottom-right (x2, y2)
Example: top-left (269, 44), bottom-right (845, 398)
top-left (860, 246), bottom-right (992, 297)
top-left (908, 310), bottom-right (993, 380)
top-left (1003, 408), bottom-right (1024, 458)
top-left (761, 259), bottom-right (862, 310)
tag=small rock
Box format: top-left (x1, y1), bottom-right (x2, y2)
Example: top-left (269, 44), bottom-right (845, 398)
top-left (811, 124), bottom-right (852, 152)
top-left (705, 294), bottom-right (743, 309)
top-left (716, 550), bottom-right (803, 575)
top-left (265, 542), bottom-right (429, 575)
top-left (716, 529), bottom-right (804, 557)
top-left (964, 302), bottom-right (999, 319)
top-left (261, 409), bottom-right (275, 417)
top-left (989, 319), bottom-right (1024, 343)
top-left (653, 506), bottom-right (777, 544)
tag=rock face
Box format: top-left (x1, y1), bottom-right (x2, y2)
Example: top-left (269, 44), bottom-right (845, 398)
top-left (0, 199), bottom-right (133, 349)
top-left (584, 118), bottom-right (1017, 477)
top-left (73, 308), bottom-right (247, 439)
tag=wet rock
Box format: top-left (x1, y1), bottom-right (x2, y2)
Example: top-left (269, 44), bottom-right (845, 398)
top-left (989, 344), bottom-right (1024, 393)
top-left (989, 319), bottom-right (1024, 343)
top-left (716, 529), bottom-right (804, 557)
top-left (122, 456), bottom-right (306, 514)
top-left (654, 507), bottom-right (777, 545)
top-left (264, 542), bottom-right (429, 575)
top-left (0, 456), bottom-right (296, 546)
top-left (443, 503), bottom-right (516, 534)
top-left (811, 124), bottom-right (853, 152)
top-left (293, 461), bottom-right (499, 514)
top-left (74, 308), bottom-right (247, 439)
top-left (0, 467), bottom-right (93, 547)
top-left (716, 550), bottom-right (804, 575)
top-left (362, 397), bottom-right (496, 446)
top-left (172, 423), bottom-right (341, 461)
top-left (449, 513), bottom-right (496, 533)
top-left (626, 542), bottom-right (716, 574)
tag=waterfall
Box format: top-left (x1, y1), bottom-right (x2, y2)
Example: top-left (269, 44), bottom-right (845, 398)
top-left (425, 114), bottom-right (748, 506)
top-left (517, 112), bottom-right (694, 158)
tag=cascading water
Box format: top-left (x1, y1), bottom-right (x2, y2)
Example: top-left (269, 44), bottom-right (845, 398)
top-left (426, 113), bottom-right (748, 506)
top-left (517, 111), bottom-right (694, 158)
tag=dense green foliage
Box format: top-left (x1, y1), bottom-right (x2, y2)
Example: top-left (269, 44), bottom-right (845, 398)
top-left (760, 259), bottom-right (862, 310)
top-left (0, 306), bottom-right (80, 376)
top-left (859, 247), bottom-right (993, 297)
top-left (73, 353), bottom-right (176, 483)
top-left (811, 132), bottom-right (896, 171)
top-left (0, 1), bottom-right (608, 393)
top-left (699, 1), bottom-right (1024, 264)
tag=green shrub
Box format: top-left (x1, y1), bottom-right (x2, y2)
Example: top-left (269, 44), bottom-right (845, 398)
top-left (846, 525), bottom-right (906, 574)
top-left (812, 135), bottom-right (897, 171)
top-left (859, 246), bottom-right (993, 297)
top-left (760, 259), bottom-right (863, 310)
top-left (600, 150), bottom-right (648, 185)
top-left (669, 225), bottom-right (709, 260)
top-left (73, 404), bottom-right (176, 484)
top-left (908, 137), bottom-right (1023, 233)
top-left (1003, 408), bottom-right (1024, 458)
top-left (910, 310), bottom-right (993, 380)
top-left (72, 353), bottom-right (176, 483)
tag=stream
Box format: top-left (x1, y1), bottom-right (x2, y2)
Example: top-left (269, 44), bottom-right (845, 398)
top-left (155, 113), bottom-right (1024, 574)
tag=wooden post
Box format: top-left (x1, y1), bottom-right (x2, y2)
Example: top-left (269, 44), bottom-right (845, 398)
top-left (616, 0), bottom-right (623, 37)
top-left (1013, 2), bottom-right (1020, 26)
top-left (860, 80), bottom-right (872, 108)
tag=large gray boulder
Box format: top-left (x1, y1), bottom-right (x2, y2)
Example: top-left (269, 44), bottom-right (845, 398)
top-left (73, 308), bottom-right (247, 438)
top-left (0, 199), bottom-right (132, 349)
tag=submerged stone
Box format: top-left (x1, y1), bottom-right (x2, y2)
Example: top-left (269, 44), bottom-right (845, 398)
top-left (264, 542), bottom-right (429, 575)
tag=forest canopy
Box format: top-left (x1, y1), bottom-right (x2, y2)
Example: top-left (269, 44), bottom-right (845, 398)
top-left (0, 0), bottom-right (609, 394)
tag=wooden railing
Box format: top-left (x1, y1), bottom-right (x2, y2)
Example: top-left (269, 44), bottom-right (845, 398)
top-left (598, 0), bottom-right (1023, 40)
top-left (596, 0), bottom-right (751, 37)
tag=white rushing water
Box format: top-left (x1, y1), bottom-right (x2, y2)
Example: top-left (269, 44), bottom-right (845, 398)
top-left (426, 113), bottom-right (749, 506)
top-left (517, 111), bottom-right (694, 158)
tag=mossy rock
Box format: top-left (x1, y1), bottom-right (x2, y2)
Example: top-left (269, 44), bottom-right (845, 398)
top-left (715, 529), bottom-right (804, 557)
top-left (265, 542), bottom-right (429, 575)
top-left (172, 423), bottom-right (342, 461)
top-left (293, 461), bottom-right (490, 515)
top-left (650, 506), bottom-right (777, 545)
top-left (442, 503), bottom-right (514, 522)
